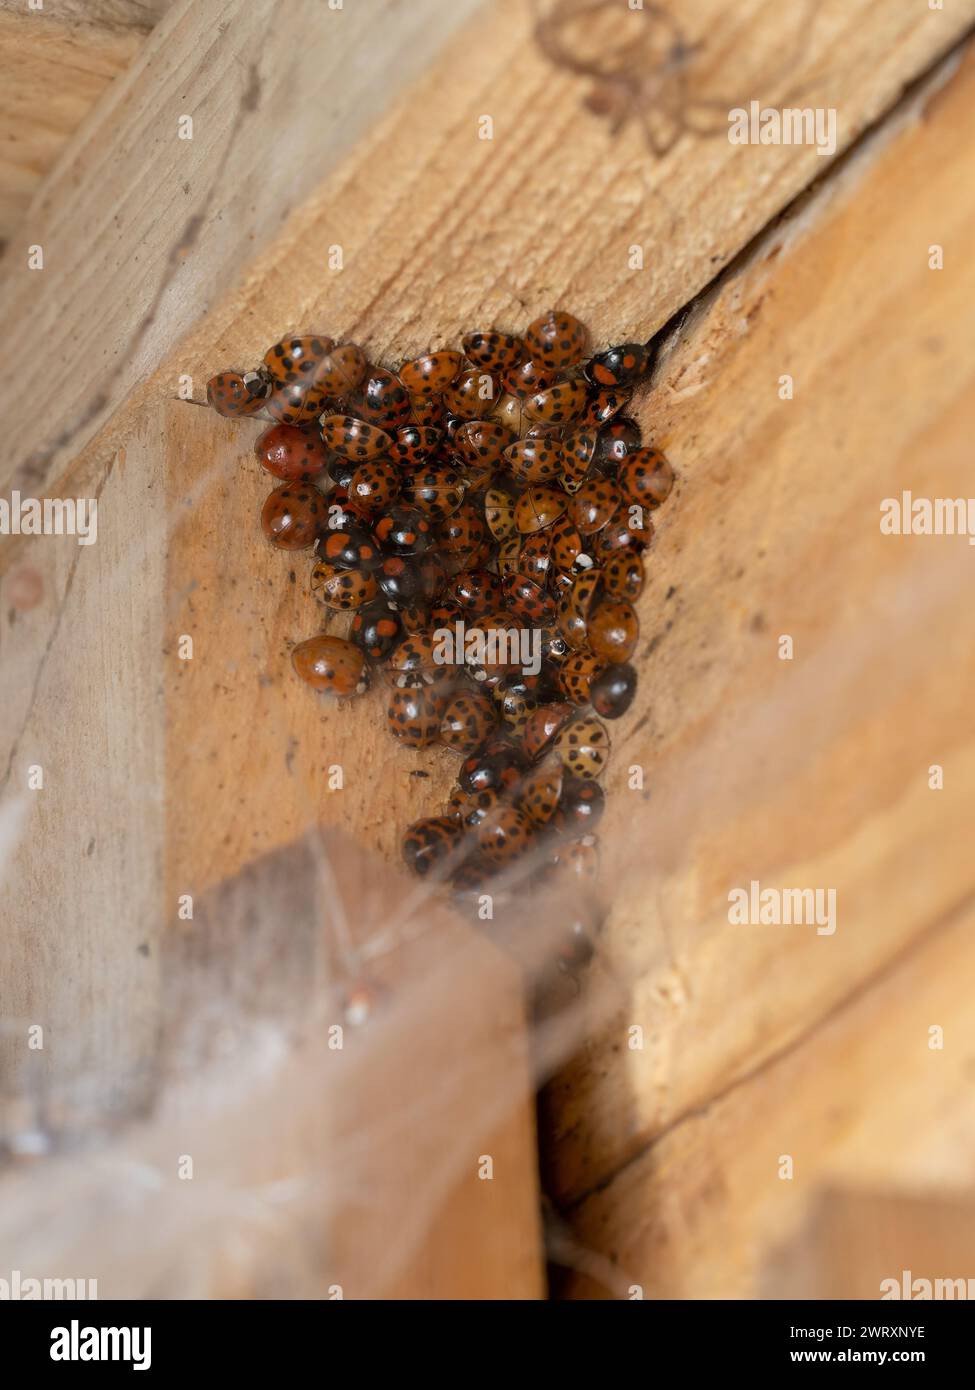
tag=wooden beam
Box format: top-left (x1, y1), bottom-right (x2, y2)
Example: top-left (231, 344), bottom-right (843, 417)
top-left (535, 45), bottom-right (975, 1280)
top-left (0, 3), bottom-right (173, 244)
top-left (1, 0), bottom-right (973, 503)
top-left (763, 1188), bottom-right (975, 1300)
top-left (560, 899), bottom-right (975, 1298)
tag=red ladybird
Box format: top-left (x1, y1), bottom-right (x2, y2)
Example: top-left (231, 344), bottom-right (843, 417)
top-left (260, 483), bottom-right (326, 549)
top-left (206, 369), bottom-right (269, 419)
top-left (399, 350), bottom-right (464, 394)
top-left (386, 684), bottom-right (448, 748)
top-left (462, 330), bottom-right (525, 372)
top-left (255, 423), bottom-right (328, 481)
top-left (502, 572), bottom-right (556, 626)
top-left (314, 343), bottom-right (367, 397)
top-left (590, 662), bottom-right (638, 720)
top-left (453, 419), bottom-right (517, 472)
top-left (320, 415), bottom-right (393, 462)
top-left (310, 558), bottom-right (377, 610)
top-left (440, 689), bottom-right (498, 755)
top-left (263, 335), bottom-right (333, 386)
top-left (587, 597), bottom-right (639, 664)
top-left (402, 816), bottom-right (464, 876)
top-left (618, 447), bottom-right (675, 508)
top-left (292, 635), bottom-right (368, 696)
top-left (523, 310), bottom-right (589, 373)
top-left (443, 367), bottom-right (500, 416)
top-left (350, 366), bottom-right (413, 431)
top-left (348, 457), bottom-right (402, 513)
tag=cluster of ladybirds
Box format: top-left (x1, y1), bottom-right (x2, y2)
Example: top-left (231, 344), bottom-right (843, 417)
top-left (206, 310), bottom-right (673, 922)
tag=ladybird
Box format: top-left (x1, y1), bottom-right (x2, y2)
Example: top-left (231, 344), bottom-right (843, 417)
top-left (458, 737), bottom-right (528, 795)
top-left (399, 602), bottom-right (431, 634)
top-left (265, 372), bottom-right (331, 427)
top-left (554, 713), bottom-right (610, 779)
top-left (571, 477), bottom-right (623, 535)
top-left (402, 816), bottom-right (463, 877)
top-left (560, 425), bottom-right (597, 493)
top-left (440, 689), bottom-right (498, 755)
top-left (377, 555), bottom-right (424, 609)
top-left (374, 506), bottom-right (434, 555)
top-left (515, 757), bottom-right (564, 828)
top-left (492, 673), bottom-right (541, 732)
top-left (410, 392), bottom-right (446, 429)
top-left (551, 774), bottom-right (605, 838)
top-left (439, 503), bottom-right (489, 570)
top-left (595, 417), bottom-right (642, 467)
top-left (446, 568), bottom-right (503, 618)
top-left (291, 634), bottom-right (368, 696)
top-left (492, 393), bottom-right (527, 436)
top-left (417, 550), bottom-right (448, 603)
top-left (386, 684), bottom-right (448, 748)
top-left (524, 378), bottom-right (588, 426)
top-left (447, 783), bottom-right (502, 828)
top-left (322, 487), bottom-right (372, 534)
top-left (310, 558), bottom-right (377, 610)
top-left (476, 805), bottom-right (535, 866)
top-left (462, 330), bottom-right (525, 372)
top-left (502, 358), bottom-right (557, 399)
top-left (316, 521), bottom-right (381, 571)
top-left (484, 484), bottom-right (518, 540)
top-left (327, 455), bottom-right (356, 488)
top-left (350, 600), bottom-right (403, 661)
top-left (463, 609), bottom-right (523, 687)
top-left (618, 447), bottom-right (675, 508)
top-left (452, 419), bottom-right (517, 472)
top-left (549, 514), bottom-right (593, 575)
top-left (387, 631), bottom-right (454, 687)
top-left (594, 503), bottom-right (655, 558)
top-left (558, 649), bottom-right (606, 703)
top-left (521, 702), bottom-right (575, 760)
top-left (348, 458), bottom-right (401, 514)
top-left (581, 387), bottom-right (629, 427)
top-left (523, 310), bottom-right (589, 373)
top-left (443, 367), bottom-right (500, 416)
top-left (399, 350), bottom-right (464, 395)
top-left (553, 836), bottom-right (600, 884)
top-left (400, 463), bottom-right (466, 519)
top-left (516, 530), bottom-right (555, 585)
top-left (514, 485), bottom-right (567, 534)
top-left (502, 572), bottom-right (556, 626)
top-left (315, 342), bottom-right (367, 397)
top-left (320, 414), bottom-right (393, 462)
top-left (260, 483), bottom-right (326, 549)
top-left (584, 342), bottom-right (652, 389)
top-left (390, 425), bottom-right (444, 466)
top-left (587, 597), bottom-right (639, 664)
top-left (263, 335), bottom-right (333, 386)
top-left (254, 423), bottom-right (328, 482)
top-left (603, 549), bottom-right (644, 600)
top-left (557, 568), bottom-right (604, 649)
top-left (496, 535), bottom-right (522, 579)
top-left (351, 366), bottom-right (413, 431)
top-left (590, 662), bottom-right (638, 720)
top-left (504, 436), bottom-right (564, 483)
top-left (206, 369), bottom-right (267, 418)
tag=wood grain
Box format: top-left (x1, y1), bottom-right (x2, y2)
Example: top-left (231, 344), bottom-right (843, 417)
top-left (0, 2), bottom-right (172, 244)
top-left (538, 47), bottom-right (975, 1287)
top-left (561, 899), bottom-right (975, 1298)
top-left (2, 0), bottom-right (973, 504)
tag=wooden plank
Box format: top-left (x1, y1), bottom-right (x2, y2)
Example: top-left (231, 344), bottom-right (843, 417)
top-left (0, 401), bottom-right (543, 1296)
top-left (537, 44), bottom-right (975, 1248)
top-left (0, 2), bottom-right (172, 245)
top-left (561, 899), bottom-right (975, 1298)
top-left (763, 1189), bottom-right (975, 1300)
top-left (0, 0), bottom-right (486, 494)
top-left (2, 0), bottom-right (973, 502)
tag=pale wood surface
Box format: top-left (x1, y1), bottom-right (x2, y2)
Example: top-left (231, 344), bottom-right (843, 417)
top-left (0, 403), bottom-right (543, 1298)
top-left (0, 2), bottom-right (172, 244)
top-left (2, 0), bottom-right (973, 504)
top-left (563, 900), bottom-right (975, 1298)
top-left (763, 1188), bottom-right (975, 1300)
top-left (541, 47), bottom-right (975, 1293)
